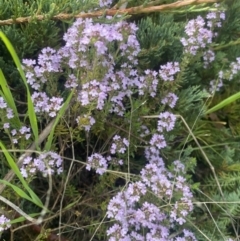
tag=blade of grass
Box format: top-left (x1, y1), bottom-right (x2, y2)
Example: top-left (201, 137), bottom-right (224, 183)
top-left (205, 91), bottom-right (240, 115)
top-left (0, 180), bottom-right (33, 203)
top-left (44, 90), bottom-right (74, 151)
top-left (0, 141), bottom-right (43, 208)
top-left (10, 213), bottom-right (40, 224)
top-left (0, 31), bottom-right (38, 142)
top-left (0, 70), bottom-right (21, 126)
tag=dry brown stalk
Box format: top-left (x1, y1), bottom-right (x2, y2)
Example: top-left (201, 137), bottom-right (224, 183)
top-left (0, 0), bottom-right (220, 26)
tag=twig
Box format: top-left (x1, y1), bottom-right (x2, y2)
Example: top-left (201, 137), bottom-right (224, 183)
top-left (0, 0), bottom-right (220, 26)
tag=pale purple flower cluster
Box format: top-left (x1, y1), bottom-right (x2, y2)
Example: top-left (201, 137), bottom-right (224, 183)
top-left (19, 13), bottom-right (200, 241)
top-left (99, 0), bottom-right (113, 7)
top-left (138, 70), bottom-right (158, 97)
top-left (175, 229), bottom-right (197, 241)
top-left (206, 5), bottom-right (225, 30)
top-left (181, 16), bottom-right (213, 55)
top-left (22, 47), bottom-right (62, 91)
top-left (149, 134), bottom-right (167, 150)
top-left (61, 18), bottom-right (141, 118)
top-left (0, 97), bottom-right (7, 109)
top-left (31, 92), bottom-right (63, 117)
top-left (0, 215), bottom-right (11, 232)
top-left (86, 153), bottom-right (108, 175)
top-left (159, 62), bottom-right (180, 81)
top-left (10, 126), bottom-right (31, 144)
top-left (203, 49), bottom-right (215, 68)
top-left (86, 154), bottom-right (124, 174)
top-left (181, 7), bottom-right (225, 71)
top-left (209, 79), bottom-right (223, 93)
top-left (11, 126), bottom-right (31, 143)
top-left (60, 18), bottom-right (139, 70)
top-left (161, 92), bottom-right (179, 108)
top-left (78, 80), bottom-right (109, 110)
top-left (107, 156), bottom-right (195, 240)
top-left (0, 97), bottom-right (14, 124)
top-left (209, 57), bottom-right (240, 92)
top-left (20, 151), bottom-right (63, 178)
top-left (65, 74), bottom-right (78, 89)
top-left (22, 18), bottom-right (144, 118)
top-left (76, 114), bottom-right (95, 132)
top-left (0, 97), bottom-right (32, 144)
top-left (228, 57), bottom-right (240, 80)
top-left (110, 135), bottom-right (129, 154)
top-left (106, 156), bottom-right (124, 166)
top-left (139, 125), bottom-right (150, 138)
top-left (157, 112), bottom-right (177, 132)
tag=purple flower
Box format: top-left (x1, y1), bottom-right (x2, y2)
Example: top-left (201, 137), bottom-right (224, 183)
top-left (181, 15), bottom-right (214, 55)
top-left (138, 202), bottom-right (166, 228)
top-left (76, 115), bottom-right (95, 132)
top-left (107, 224), bottom-right (130, 241)
top-left (157, 112), bottom-right (176, 132)
top-left (47, 97), bottom-right (63, 117)
top-left (146, 225), bottom-right (169, 240)
top-left (19, 126), bottom-right (31, 140)
top-left (11, 129), bottom-right (17, 136)
top-left (139, 125), bottom-right (150, 138)
top-left (107, 192), bottom-right (129, 224)
top-left (94, 40), bottom-right (108, 55)
top-left (203, 49), bottom-right (215, 68)
top-left (161, 92), bottom-right (179, 108)
top-left (149, 134), bottom-right (167, 150)
top-left (86, 153), bottom-right (108, 175)
top-left (182, 229), bottom-right (197, 240)
top-left (138, 70), bottom-right (158, 97)
top-left (78, 80), bottom-right (109, 110)
top-left (38, 47), bottom-right (61, 73)
top-left (159, 62), bottom-right (180, 81)
top-left (22, 59), bottom-right (36, 67)
top-left (65, 74), bottom-right (78, 89)
top-left (110, 135), bottom-right (129, 154)
top-left (0, 97), bottom-right (7, 109)
top-left (144, 147), bottom-right (165, 167)
top-left (21, 152), bottom-right (63, 178)
top-left (209, 79), bottom-right (223, 93)
top-left (173, 160), bottom-right (185, 173)
top-left (31, 92), bottom-right (63, 117)
top-left (3, 123), bottom-right (10, 129)
top-left (0, 215), bottom-right (11, 232)
top-left (125, 182), bottom-right (147, 204)
top-left (7, 108), bottom-right (14, 119)
top-left (130, 231), bottom-right (144, 241)
top-left (206, 8), bottom-right (226, 30)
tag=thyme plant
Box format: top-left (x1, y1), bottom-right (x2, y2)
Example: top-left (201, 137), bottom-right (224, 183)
top-left (0, 0), bottom-right (240, 240)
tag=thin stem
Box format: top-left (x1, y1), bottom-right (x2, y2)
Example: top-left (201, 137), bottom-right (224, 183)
top-left (0, 0), bottom-right (220, 26)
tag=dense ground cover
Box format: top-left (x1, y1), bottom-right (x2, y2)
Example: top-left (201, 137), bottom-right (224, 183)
top-left (1, 0), bottom-right (240, 240)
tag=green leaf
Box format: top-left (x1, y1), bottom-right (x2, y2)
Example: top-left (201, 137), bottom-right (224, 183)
top-left (0, 31), bottom-right (39, 142)
top-left (0, 69), bottom-right (21, 126)
top-left (9, 213), bottom-right (40, 224)
top-left (205, 92), bottom-right (240, 115)
top-left (0, 141), bottom-right (43, 208)
top-left (0, 180), bottom-right (32, 202)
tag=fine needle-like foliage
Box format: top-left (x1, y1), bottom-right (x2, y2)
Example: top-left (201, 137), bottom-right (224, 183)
top-left (1, 0), bottom-right (240, 241)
